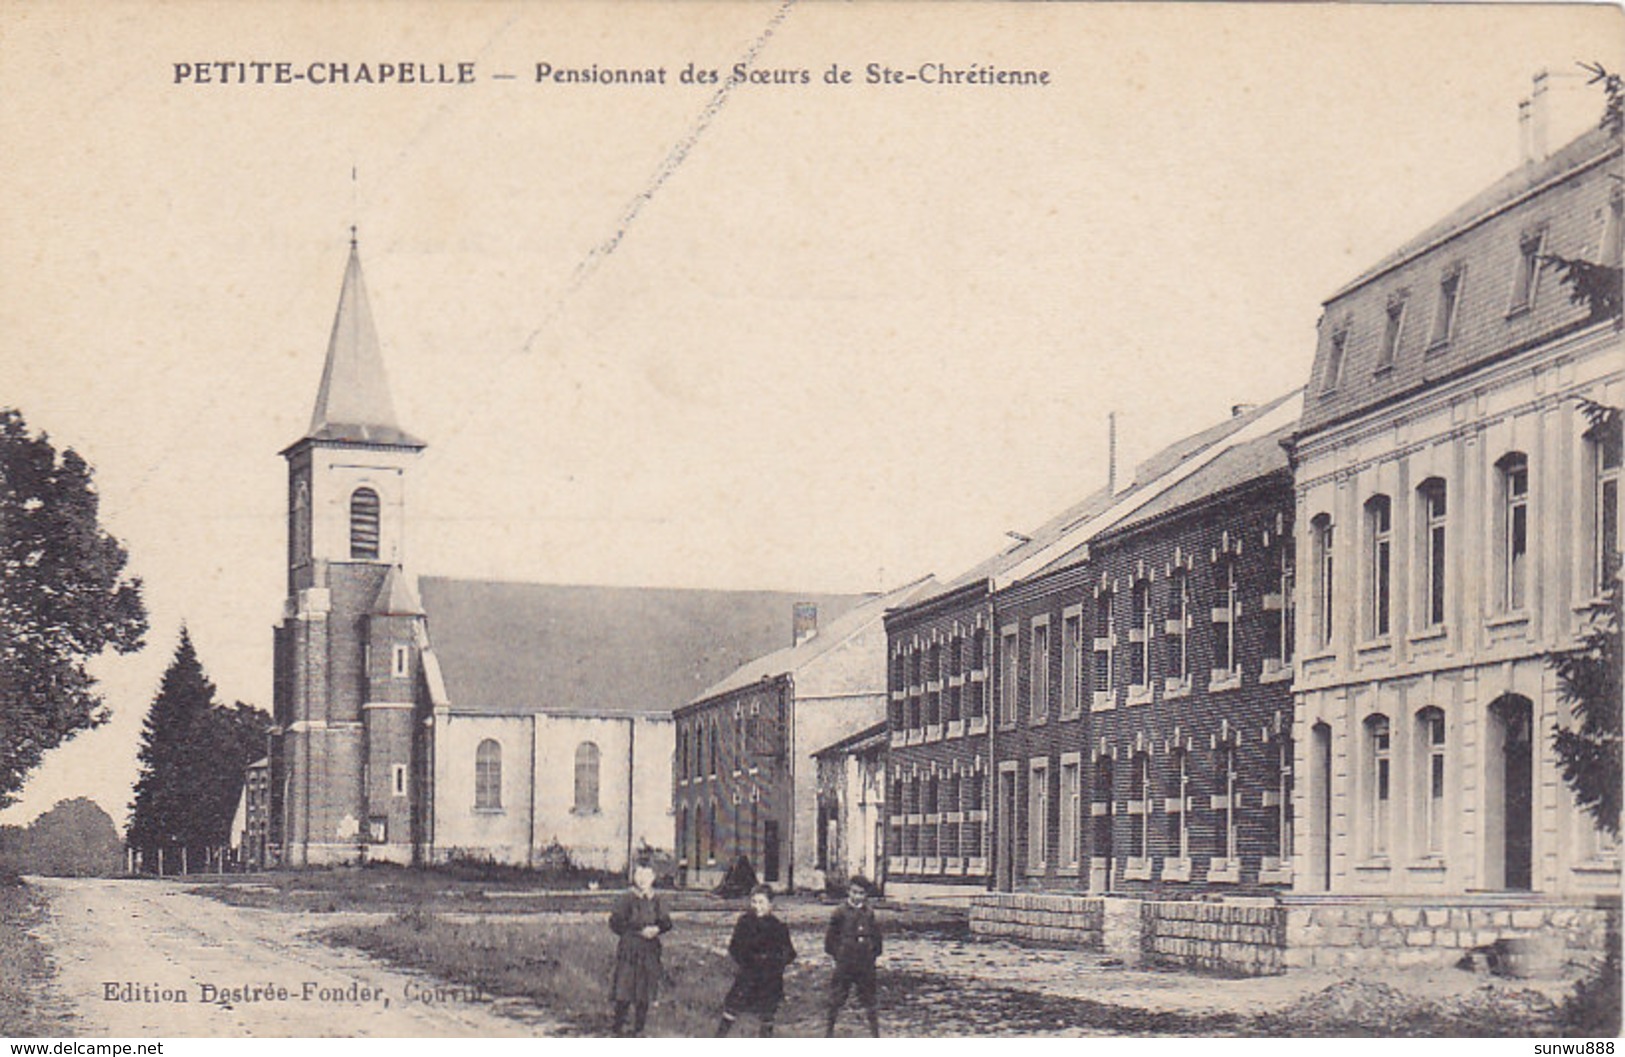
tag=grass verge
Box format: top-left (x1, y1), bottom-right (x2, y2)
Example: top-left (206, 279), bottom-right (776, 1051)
top-left (0, 874), bottom-right (72, 1036)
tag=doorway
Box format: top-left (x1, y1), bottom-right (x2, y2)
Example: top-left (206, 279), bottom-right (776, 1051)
top-left (997, 768), bottom-right (1018, 892)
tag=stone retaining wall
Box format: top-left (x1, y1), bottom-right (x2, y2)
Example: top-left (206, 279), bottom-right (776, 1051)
top-left (1279, 898), bottom-right (1618, 969)
top-left (969, 893), bottom-right (1103, 948)
top-left (1142, 900), bottom-right (1285, 975)
top-left (968, 892), bottom-right (1618, 977)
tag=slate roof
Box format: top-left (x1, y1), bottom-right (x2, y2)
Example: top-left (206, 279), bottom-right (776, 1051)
top-left (902, 393), bottom-right (1302, 610)
top-left (812, 720), bottom-right (888, 759)
top-left (1092, 424), bottom-right (1294, 544)
top-left (687, 576), bottom-right (938, 706)
top-left (300, 244), bottom-right (424, 449)
top-left (417, 577), bottom-right (868, 716)
top-left (1299, 126), bottom-right (1621, 438)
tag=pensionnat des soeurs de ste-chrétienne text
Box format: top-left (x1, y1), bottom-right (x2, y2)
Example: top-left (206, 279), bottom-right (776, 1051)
top-left (170, 60), bottom-right (1053, 88)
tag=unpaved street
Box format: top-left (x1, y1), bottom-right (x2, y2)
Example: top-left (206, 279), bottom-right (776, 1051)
top-left (29, 878), bottom-right (548, 1037)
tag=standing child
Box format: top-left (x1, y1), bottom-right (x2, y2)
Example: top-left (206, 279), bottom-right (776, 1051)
top-left (717, 884), bottom-right (797, 1036)
top-left (822, 876), bottom-right (882, 1037)
top-left (607, 863), bottom-right (672, 1036)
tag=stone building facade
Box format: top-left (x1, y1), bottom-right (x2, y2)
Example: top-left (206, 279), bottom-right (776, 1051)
top-left (1288, 125), bottom-right (1622, 898)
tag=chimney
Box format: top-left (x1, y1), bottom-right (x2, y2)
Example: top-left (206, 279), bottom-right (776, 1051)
top-left (1531, 69), bottom-right (1550, 162)
top-left (1231, 402), bottom-right (1257, 418)
top-left (1107, 411), bottom-right (1118, 495)
top-left (1520, 69), bottom-right (1551, 165)
top-left (793, 602), bottom-right (818, 646)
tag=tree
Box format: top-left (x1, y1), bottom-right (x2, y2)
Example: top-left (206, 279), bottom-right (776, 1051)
top-left (0, 409), bottom-right (147, 808)
top-left (127, 630), bottom-right (270, 858)
top-left (23, 798), bottom-right (122, 876)
top-left (1540, 61), bottom-right (1624, 326)
top-left (1551, 400), bottom-right (1622, 839)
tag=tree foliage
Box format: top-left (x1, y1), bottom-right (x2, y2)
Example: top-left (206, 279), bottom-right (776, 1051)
top-left (127, 630), bottom-right (270, 854)
top-left (1539, 62), bottom-right (1625, 327)
top-left (1551, 400), bottom-right (1622, 838)
top-left (0, 797), bottom-right (123, 877)
top-left (0, 409), bottom-right (147, 807)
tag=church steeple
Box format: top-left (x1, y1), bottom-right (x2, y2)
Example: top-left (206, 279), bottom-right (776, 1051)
top-left (304, 241), bottom-right (423, 449)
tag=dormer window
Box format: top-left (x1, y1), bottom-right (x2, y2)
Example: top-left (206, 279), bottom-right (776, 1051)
top-left (1430, 266), bottom-right (1464, 348)
top-left (1321, 327), bottom-right (1348, 393)
top-left (1509, 228), bottom-right (1546, 313)
top-left (1379, 295), bottom-right (1407, 369)
top-left (350, 487), bottom-right (381, 559)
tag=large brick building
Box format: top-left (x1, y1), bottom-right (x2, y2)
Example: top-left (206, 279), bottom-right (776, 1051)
top-left (672, 578), bottom-right (932, 890)
top-left (884, 394), bottom-right (1303, 899)
top-left (1288, 123), bottom-right (1622, 897)
top-left (268, 242), bottom-right (866, 870)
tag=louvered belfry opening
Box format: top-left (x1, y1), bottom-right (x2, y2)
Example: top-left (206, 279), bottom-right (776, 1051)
top-left (350, 487), bottom-right (381, 559)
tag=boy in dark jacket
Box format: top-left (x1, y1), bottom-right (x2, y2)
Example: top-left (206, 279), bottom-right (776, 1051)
top-left (823, 876), bottom-right (882, 1037)
top-left (717, 884), bottom-right (796, 1036)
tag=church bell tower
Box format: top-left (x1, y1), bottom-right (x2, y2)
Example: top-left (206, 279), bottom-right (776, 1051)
top-left (271, 239), bottom-right (427, 866)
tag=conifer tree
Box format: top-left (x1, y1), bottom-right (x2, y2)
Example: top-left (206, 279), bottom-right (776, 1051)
top-left (127, 630), bottom-right (268, 858)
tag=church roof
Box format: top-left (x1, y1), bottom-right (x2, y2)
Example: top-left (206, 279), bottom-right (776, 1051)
top-left (302, 243), bottom-right (424, 449)
top-left (686, 575), bottom-right (938, 706)
top-left (417, 577), bottom-right (870, 717)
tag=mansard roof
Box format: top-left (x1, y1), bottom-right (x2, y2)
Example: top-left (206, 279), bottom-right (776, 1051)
top-left (300, 243), bottom-right (424, 449)
top-left (1299, 125), bottom-right (1621, 439)
top-left (685, 575), bottom-right (937, 708)
top-left (417, 576), bottom-right (867, 716)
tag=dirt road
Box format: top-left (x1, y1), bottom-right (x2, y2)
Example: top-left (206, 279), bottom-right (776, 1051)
top-left (28, 878), bottom-right (548, 1037)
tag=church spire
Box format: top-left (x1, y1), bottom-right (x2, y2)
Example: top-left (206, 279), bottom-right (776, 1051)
top-left (304, 241), bottom-right (423, 448)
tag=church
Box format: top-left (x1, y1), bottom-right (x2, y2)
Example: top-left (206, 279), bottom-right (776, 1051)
top-left (267, 241), bottom-right (865, 870)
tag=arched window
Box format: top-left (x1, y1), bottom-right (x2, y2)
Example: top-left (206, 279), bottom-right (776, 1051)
top-left (679, 805), bottom-right (690, 865)
top-left (1589, 417), bottom-right (1620, 596)
top-left (1365, 715), bottom-right (1392, 857)
top-left (1365, 495), bottom-right (1392, 638)
top-left (1417, 479), bottom-right (1448, 629)
top-left (349, 487), bottom-right (381, 560)
top-left (1312, 514), bottom-right (1335, 648)
top-left (1417, 707), bottom-right (1447, 857)
top-left (475, 739), bottom-right (502, 810)
top-left (574, 742), bottom-right (601, 813)
top-left (1497, 453), bottom-right (1530, 611)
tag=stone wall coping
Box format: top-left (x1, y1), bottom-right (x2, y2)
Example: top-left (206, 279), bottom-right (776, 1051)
top-left (1278, 893), bottom-right (1621, 909)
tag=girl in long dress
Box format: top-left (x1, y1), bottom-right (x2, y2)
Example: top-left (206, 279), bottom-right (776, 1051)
top-left (607, 863), bottom-right (672, 1035)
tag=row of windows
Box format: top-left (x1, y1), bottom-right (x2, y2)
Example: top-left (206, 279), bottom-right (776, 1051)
top-left (891, 628), bottom-right (990, 689)
top-left (989, 549), bottom-right (1294, 728)
top-left (676, 699), bottom-right (781, 782)
top-left (1320, 198), bottom-right (1623, 392)
top-left (1016, 742), bottom-right (1293, 874)
top-left (472, 739), bottom-right (600, 813)
top-left (888, 680), bottom-right (987, 731)
top-left (1307, 430), bottom-right (1619, 649)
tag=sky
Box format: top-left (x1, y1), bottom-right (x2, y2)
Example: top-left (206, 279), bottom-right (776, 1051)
top-left (1, 1), bottom-right (1619, 827)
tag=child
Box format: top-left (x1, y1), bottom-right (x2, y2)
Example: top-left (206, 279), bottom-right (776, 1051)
top-left (823, 875), bottom-right (882, 1037)
top-left (608, 862), bottom-right (672, 1036)
top-left (717, 883), bottom-right (797, 1036)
